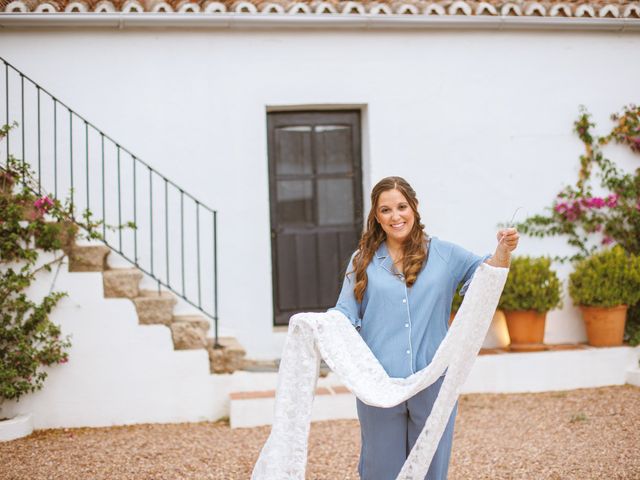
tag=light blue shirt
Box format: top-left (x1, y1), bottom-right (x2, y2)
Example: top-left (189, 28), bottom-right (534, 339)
top-left (330, 236), bottom-right (490, 379)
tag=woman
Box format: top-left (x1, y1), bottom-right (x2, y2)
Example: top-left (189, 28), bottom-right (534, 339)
top-left (331, 176), bottom-right (518, 480)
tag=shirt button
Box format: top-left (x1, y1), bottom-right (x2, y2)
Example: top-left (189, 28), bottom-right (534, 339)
top-left (402, 298), bottom-right (407, 304)
top-left (406, 350), bottom-right (410, 354)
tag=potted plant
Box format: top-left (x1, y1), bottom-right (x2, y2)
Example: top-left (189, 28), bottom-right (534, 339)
top-left (569, 246), bottom-right (640, 346)
top-left (449, 284), bottom-right (463, 325)
top-left (451, 283), bottom-right (510, 349)
top-left (498, 256), bottom-right (563, 352)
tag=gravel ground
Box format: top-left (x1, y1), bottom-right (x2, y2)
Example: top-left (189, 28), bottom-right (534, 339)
top-left (1, 385), bottom-right (638, 480)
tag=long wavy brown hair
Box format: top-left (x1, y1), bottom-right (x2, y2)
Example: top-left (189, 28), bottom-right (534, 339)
top-left (350, 176), bottom-right (427, 302)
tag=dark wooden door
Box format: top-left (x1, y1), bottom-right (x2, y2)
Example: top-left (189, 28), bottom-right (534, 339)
top-left (267, 111), bottom-right (363, 326)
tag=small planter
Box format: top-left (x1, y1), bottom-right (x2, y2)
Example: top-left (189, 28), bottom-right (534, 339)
top-left (579, 305), bottom-right (628, 347)
top-left (0, 413), bottom-right (34, 442)
top-left (449, 310), bottom-right (510, 348)
top-left (497, 256), bottom-right (561, 352)
top-left (504, 310), bottom-right (547, 352)
top-left (569, 247), bottom-right (640, 347)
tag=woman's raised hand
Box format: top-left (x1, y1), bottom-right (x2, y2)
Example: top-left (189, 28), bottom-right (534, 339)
top-left (496, 227), bottom-right (519, 253)
top-left (486, 228), bottom-right (519, 268)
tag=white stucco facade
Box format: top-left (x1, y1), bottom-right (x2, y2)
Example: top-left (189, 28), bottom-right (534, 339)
top-left (1, 21), bottom-right (639, 361)
top-left (2, 253), bottom-right (637, 429)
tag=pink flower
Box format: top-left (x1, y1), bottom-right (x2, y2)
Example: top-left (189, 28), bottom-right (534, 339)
top-left (605, 194), bottom-right (619, 208)
top-left (554, 203), bottom-right (568, 213)
top-left (34, 195), bottom-right (54, 212)
top-left (585, 197), bottom-right (605, 208)
top-left (602, 236), bottom-right (614, 245)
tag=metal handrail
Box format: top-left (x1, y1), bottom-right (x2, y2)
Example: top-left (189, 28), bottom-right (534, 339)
top-left (1, 56), bottom-right (220, 347)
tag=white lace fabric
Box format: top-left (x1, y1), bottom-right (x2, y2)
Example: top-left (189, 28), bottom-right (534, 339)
top-left (252, 263), bottom-right (508, 480)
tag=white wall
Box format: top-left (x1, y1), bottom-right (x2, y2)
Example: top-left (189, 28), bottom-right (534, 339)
top-left (1, 27), bottom-right (639, 358)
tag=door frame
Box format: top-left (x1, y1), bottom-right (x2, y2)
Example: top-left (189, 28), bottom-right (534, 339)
top-left (266, 108), bottom-right (365, 327)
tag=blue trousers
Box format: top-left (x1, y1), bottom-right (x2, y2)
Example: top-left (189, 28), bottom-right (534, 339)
top-left (356, 375), bottom-right (457, 480)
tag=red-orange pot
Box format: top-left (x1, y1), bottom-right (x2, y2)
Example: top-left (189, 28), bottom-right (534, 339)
top-left (504, 310), bottom-right (547, 352)
top-left (579, 305), bottom-right (628, 347)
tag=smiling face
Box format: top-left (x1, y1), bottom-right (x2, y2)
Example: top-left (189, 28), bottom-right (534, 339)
top-left (375, 188), bottom-right (416, 246)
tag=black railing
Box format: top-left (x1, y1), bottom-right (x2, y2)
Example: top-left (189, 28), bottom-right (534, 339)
top-left (0, 56), bottom-right (220, 347)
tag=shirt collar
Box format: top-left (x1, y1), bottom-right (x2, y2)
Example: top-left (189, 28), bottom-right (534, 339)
top-left (375, 241), bottom-right (396, 275)
top-left (375, 241), bottom-right (389, 260)
top-left (374, 236), bottom-right (432, 276)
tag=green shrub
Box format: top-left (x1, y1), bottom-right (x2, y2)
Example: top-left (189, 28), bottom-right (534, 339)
top-left (1, 123), bottom-right (132, 416)
top-left (569, 246), bottom-right (640, 307)
top-left (0, 123), bottom-right (73, 416)
top-left (498, 256), bottom-right (563, 313)
top-left (451, 283), bottom-right (463, 313)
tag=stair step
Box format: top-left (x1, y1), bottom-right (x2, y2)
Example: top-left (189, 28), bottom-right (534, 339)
top-left (229, 385), bottom-right (356, 428)
top-left (170, 315), bottom-right (210, 350)
top-left (241, 358), bottom-right (332, 377)
top-left (172, 315), bottom-right (210, 330)
top-left (69, 245), bottom-right (111, 272)
top-left (103, 268), bottom-right (143, 298)
top-left (132, 290), bottom-right (177, 326)
top-left (207, 337), bottom-right (247, 374)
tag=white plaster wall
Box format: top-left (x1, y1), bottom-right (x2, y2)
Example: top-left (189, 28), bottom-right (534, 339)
top-left (1, 252), bottom-right (637, 429)
top-left (0, 27), bottom-right (639, 359)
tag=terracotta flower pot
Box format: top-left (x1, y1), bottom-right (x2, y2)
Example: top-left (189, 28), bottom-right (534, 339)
top-left (579, 305), bottom-right (628, 347)
top-left (504, 310), bottom-right (547, 352)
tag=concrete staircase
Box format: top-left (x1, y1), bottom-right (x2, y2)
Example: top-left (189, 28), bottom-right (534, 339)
top-left (68, 242), bottom-right (246, 374)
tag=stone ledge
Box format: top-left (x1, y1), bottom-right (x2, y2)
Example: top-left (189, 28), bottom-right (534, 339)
top-left (0, 413), bottom-right (34, 442)
top-left (241, 358), bottom-right (332, 377)
top-left (170, 315), bottom-right (209, 350)
top-left (68, 244), bottom-right (110, 272)
top-left (229, 385), bottom-right (350, 401)
top-left (627, 367), bottom-right (640, 387)
top-left (133, 290), bottom-right (177, 326)
top-left (208, 337), bottom-right (246, 374)
top-left (173, 315), bottom-right (209, 330)
top-left (479, 343), bottom-right (591, 355)
top-left (103, 268), bottom-right (143, 298)
top-left (229, 384), bottom-right (356, 428)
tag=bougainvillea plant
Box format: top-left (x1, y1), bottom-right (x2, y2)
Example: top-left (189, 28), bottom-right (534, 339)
top-left (517, 105), bottom-right (640, 344)
top-left (1, 122), bottom-right (127, 418)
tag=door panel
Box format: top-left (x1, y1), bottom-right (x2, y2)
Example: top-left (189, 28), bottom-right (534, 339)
top-left (317, 178), bottom-right (354, 226)
top-left (274, 126), bottom-right (313, 176)
top-left (314, 125), bottom-right (353, 175)
top-left (276, 179), bottom-right (314, 225)
top-left (268, 111), bottom-right (363, 326)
